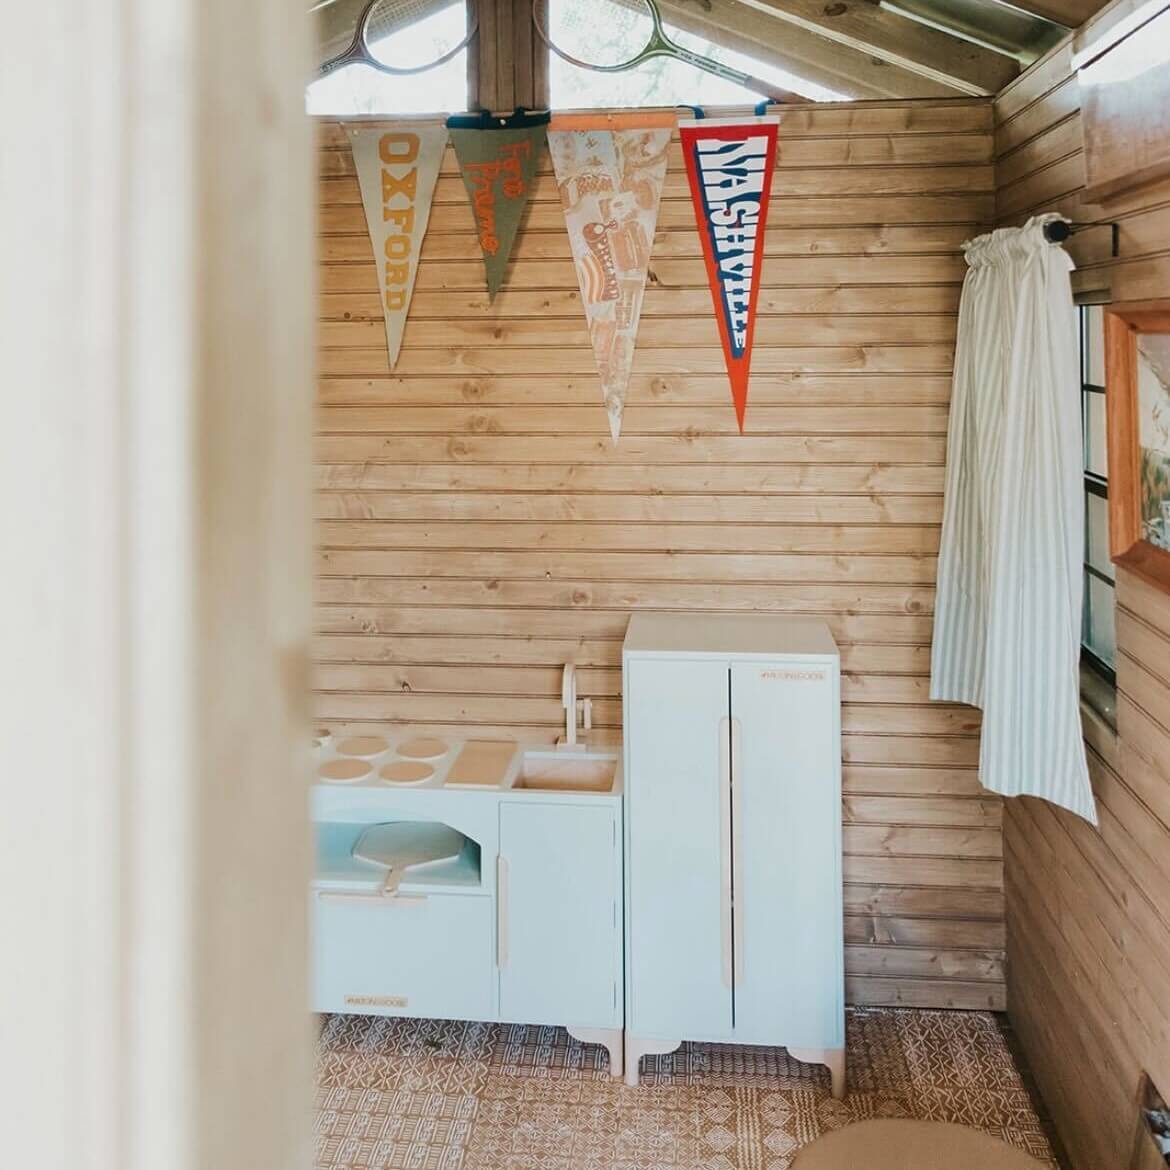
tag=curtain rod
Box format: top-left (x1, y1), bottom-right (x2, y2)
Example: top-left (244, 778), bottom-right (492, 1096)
top-left (1043, 218), bottom-right (1119, 258)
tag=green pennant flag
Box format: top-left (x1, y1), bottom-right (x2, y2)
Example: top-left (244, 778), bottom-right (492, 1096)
top-left (448, 124), bottom-right (546, 300)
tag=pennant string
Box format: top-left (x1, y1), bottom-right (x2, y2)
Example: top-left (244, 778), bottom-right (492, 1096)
top-left (548, 110), bottom-right (678, 131)
top-left (447, 107), bottom-right (551, 130)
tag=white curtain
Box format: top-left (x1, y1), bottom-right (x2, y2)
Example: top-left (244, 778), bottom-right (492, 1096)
top-left (930, 213), bottom-right (1097, 824)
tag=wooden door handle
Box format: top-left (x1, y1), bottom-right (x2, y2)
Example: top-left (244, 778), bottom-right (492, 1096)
top-left (730, 716), bottom-right (745, 988)
top-left (719, 716), bottom-right (733, 990)
top-left (315, 890), bottom-right (427, 906)
top-left (496, 855), bottom-right (510, 968)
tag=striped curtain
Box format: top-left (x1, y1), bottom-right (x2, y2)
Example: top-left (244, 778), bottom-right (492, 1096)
top-left (930, 214), bottom-right (1097, 824)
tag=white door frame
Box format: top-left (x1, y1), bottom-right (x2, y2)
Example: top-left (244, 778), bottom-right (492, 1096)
top-left (1, 3), bottom-right (316, 1168)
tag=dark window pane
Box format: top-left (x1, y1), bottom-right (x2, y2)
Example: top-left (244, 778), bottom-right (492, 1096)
top-left (1085, 304), bottom-right (1105, 386)
top-left (1084, 388), bottom-right (1108, 476)
top-left (1086, 490), bottom-right (1113, 579)
top-left (1084, 573), bottom-right (1117, 667)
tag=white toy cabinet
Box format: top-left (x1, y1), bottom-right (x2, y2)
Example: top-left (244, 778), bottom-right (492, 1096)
top-left (621, 614), bottom-right (845, 1094)
top-left (497, 801), bottom-right (621, 1031)
top-left (311, 741), bottom-right (624, 1075)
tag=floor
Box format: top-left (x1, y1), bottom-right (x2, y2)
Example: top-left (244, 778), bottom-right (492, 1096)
top-left (315, 1008), bottom-right (1056, 1169)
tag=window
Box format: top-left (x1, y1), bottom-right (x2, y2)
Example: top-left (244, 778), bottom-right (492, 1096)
top-left (545, 1), bottom-right (846, 108)
top-left (307, 0), bottom-right (470, 116)
top-left (1080, 303), bottom-right (1117, 684)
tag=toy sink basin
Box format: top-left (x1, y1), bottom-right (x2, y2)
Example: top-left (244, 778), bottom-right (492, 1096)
top-left (513, 749), bottom-right (617, 793)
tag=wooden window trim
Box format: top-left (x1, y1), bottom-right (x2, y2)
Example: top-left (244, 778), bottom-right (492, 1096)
top-left (1104, 299), bottom-right (1170, 593)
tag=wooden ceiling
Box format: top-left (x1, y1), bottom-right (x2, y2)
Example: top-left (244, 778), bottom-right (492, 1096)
top-left (315, 0), bottom-right (1115, 100)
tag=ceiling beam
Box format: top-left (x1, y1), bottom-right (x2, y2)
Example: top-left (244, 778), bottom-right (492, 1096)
top-left (880, 0), bottom-right (1065, 64)
top-left (660, 0), bottom-right (958, 98)
top-left (658, 7), bottom-right (881, 98)
top-left (716, 0), bottom-right (1020, 94)
top-left (986, 0), bottom-right (1100, 27)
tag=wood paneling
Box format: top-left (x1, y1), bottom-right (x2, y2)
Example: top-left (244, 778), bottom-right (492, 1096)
top-left (995, 33), bottom-right (1170, 1170)
top-left (1077, 7), bottom-right (1170, 202)
top-left (314, 101), bottom-right (1003, 1011)
top-left (473, 0), bottom-right (544, 112)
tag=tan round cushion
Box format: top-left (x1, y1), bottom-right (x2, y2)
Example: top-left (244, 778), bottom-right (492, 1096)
top-left (792, 1121), bottom-right (1047, 1170)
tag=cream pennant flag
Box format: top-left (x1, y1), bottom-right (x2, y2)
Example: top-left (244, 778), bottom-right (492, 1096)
top-left (548, 119), bottom-right (672, 442)
top-left (349, 124), bottom-right (447, 369)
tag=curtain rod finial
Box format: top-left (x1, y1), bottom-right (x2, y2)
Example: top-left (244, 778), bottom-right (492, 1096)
top-left (1043, 218), bottom-right (1119, 258)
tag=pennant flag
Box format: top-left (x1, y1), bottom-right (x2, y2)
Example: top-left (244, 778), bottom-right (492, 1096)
top-left (679, 116), bottom-right (779, 432)
top-left (448, 122), bottom-right (546, 299)
top-left (548, 118), bottom-right (672, 442)
top-left (349, 123), bottom-right (447, 369)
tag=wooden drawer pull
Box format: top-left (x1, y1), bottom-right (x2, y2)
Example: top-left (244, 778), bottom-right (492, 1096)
top-left (316, 891), bottom-right (428, 907)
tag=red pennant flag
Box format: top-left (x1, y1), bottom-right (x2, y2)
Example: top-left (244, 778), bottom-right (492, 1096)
top-left (679, 116), bottom-right (779, 432)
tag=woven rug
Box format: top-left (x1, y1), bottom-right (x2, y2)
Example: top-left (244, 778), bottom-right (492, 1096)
top-left (315, 1007), bottom-right (1055, 1170)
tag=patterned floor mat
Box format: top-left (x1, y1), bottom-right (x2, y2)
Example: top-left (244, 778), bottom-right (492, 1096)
top-left (315, 1009), bottom-right (1054, 1170)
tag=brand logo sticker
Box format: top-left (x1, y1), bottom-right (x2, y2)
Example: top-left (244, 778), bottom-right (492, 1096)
top-left (345, 994), bottom-right (408, 1008)
top-left (760, 669), bottom-right (825, 682)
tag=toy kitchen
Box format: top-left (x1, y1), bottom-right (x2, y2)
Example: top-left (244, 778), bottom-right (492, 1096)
top-left (311, 613), bottom-right (845, 1093)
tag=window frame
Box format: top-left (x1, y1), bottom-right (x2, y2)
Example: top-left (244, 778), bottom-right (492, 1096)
top-left (1102, 299), bottom-right (1170, 591)
top-left (1078, 300), bottom-right (1118, 688)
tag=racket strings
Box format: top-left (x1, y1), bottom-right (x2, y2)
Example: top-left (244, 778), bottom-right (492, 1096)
top-left (544, 0), bottom-right (655, 68)
top-left (364, 0), bottom-right (468, 68)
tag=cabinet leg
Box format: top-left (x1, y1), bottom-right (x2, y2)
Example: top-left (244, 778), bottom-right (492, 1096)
top-left (565, 1025), bottom-right (624, 1080)
top-left (623, 1034), bottom-right (681, 1088)
top-left (788, 1045), bottom-right (847, 1100)
top-left (827, 1048), bottom-right (846, 1099)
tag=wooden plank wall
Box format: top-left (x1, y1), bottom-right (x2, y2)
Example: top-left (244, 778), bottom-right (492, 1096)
top-left (995, 35), bottom-right (1170, 1170)
top-left (314, 101), bottom-right (1006, 1010)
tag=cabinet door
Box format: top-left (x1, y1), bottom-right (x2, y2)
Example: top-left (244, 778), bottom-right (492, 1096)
top-left (730, 660), bottom-right (843, 1049)
top-left (312, 891), bottom-right (495, 1020)
top-left (497, 802), bottom-right (620, 1028)
top-left (626, 657), bottom-right (732, 1038)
